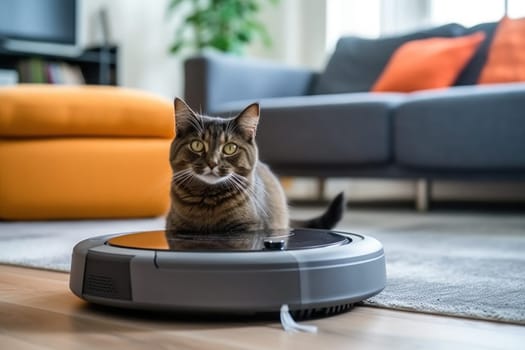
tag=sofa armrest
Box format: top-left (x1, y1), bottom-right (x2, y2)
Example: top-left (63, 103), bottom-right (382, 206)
top-left (184, 52), bottom-right (316, 113)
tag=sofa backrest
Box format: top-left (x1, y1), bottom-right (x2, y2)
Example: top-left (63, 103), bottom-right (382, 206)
top-left (313, 22), bottom-right (499, 95)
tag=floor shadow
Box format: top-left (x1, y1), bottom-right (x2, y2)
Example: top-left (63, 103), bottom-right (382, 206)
top-left (79, 301), bottom-right (281, 325)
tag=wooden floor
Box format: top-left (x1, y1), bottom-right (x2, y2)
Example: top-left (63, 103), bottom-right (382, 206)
top-left (0, 264), bottom-right (523, 350)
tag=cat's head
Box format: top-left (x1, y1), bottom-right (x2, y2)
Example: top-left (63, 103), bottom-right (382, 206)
top-left (169, 98), bottom-right (260, 185)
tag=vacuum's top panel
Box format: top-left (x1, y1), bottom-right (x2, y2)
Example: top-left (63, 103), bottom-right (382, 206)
top-left (106, 229), bottom-right (351, 252)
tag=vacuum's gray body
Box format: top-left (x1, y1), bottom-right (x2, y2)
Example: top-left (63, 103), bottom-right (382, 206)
top-left (70, 229), bottom-right (386, 314)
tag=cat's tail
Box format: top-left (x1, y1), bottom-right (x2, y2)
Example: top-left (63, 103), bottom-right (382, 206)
top-left (290, 192), bottom-right (345, 230)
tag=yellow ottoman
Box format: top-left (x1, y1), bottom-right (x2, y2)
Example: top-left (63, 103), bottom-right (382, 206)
top-left (0, 85), bottom-right (174, 220)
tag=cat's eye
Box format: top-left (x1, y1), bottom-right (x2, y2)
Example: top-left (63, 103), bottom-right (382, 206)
top-left (189, 140), bottom-right (205, 153)
top-left (222, 143), bottom-right (238, 155)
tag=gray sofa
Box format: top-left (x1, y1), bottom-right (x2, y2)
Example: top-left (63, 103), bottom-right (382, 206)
top-left (183, 23), bottom-right (525, 208)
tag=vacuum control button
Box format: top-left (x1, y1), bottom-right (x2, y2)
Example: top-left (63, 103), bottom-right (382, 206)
top-left (264, 239), bottom-right (285, 250)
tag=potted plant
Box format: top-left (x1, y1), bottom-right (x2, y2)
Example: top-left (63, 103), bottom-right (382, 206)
top-left (167, 0), bottom-right (277, 55)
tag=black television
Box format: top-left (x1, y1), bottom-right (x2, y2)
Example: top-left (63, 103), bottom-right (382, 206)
top-left (0, 0), bottom-right (80, 56)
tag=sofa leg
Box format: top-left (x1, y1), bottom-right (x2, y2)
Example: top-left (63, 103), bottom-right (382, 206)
top-left (415, 179), bottom-right (431, 212)
top-left (316, 177), bottom-right (326, 201)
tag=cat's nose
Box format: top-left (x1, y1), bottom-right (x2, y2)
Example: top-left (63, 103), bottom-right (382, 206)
top-left (207, 160), bottom-right (218, 169)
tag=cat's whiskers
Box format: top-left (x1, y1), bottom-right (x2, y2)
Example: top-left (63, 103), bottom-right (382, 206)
top-left (225, 177), bottom-right (245, 196)
top-left (230, 174), bottom-right (269, 219)
top-left (226, 176), bottom-right (268, 218)
top-left (177, 174), bottom-right (194, 187)
top-left (172, 168), bottom-right (195, 187)
top-left (180, 109), bottom-right (205, 135)
top-left (226, 118), bottom-right (241, 135)
top-left (252, 194), bottom-right (270, 219)
top-left (225, 174), bottom-right (246, 190)
top-left (171, 168), bottom-right (192, 181)
top-left (172, 168), bottom-right (192, 177)
top-left (196, 113), bottom-right (205, 133)
top-left (188, 118), bottom-right (204, 135)
top-left (224, 117), bottom-right (238, 136)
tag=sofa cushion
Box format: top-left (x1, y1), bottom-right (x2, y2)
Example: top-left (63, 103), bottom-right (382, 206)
top-left (454, 22), bottom-right (498, 85)
top-left (313, 23), bottom-right (464, 95)
top-left (478, 17), bottom-right (525, 84)
top-left (215, 93), bottom-right (405, 166)
top-left (0, 85), bottom-right (174, 138)
top-left (372, 32), bottom-right (485, 92)
top-left (394, 84), bottom-right (525, 170)
top-left (0, 138), bottom-right (171, 219)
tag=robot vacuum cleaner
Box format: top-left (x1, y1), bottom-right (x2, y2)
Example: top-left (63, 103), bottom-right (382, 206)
top-left (70, 229), bottom-right (386, 318)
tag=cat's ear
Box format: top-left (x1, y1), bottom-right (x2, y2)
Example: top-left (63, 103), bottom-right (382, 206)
top-left (235, 102), bottom-right (260, 140)
top-left (174, 97), bottom-right (200, 135)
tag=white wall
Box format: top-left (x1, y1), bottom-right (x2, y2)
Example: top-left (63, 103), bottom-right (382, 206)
top-left (80, 0), bottom-right (183, 99)
top-left (248, 0), bottom-right (327, 69)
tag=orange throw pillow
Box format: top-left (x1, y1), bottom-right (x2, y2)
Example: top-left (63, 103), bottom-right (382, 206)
top-left (372, 32), bottom-right (485, 92)
top-left (478, 17), bottom-right (525, 84)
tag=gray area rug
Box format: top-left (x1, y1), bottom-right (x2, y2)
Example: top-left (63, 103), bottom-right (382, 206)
top-left (335, 209), bottom-right (525, 325)
top-left (0, 208), bottom-right (524, 325)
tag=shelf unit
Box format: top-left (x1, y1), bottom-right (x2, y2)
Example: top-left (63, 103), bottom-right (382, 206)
top-left (0, 45), bottom-right (118, 85)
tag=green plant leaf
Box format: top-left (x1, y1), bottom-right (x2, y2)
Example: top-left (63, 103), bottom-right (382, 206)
top-left (169, 42), bottom-right (184, 54)
top-left (236, 31), bottom-right (250, 43)
top-left (167, 0), bottom-right (185, 13)
top-left (167, 0), bottom-right (280, 55)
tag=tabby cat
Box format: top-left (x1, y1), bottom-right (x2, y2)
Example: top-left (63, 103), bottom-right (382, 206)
top-left (165, 98), bottom-right (344, 235)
